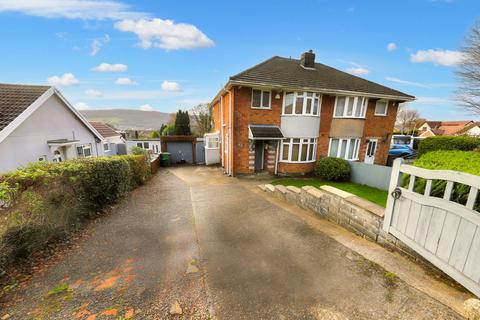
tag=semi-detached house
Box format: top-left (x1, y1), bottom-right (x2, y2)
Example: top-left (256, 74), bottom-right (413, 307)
top-left (211, 50), bottom-right (414, 176)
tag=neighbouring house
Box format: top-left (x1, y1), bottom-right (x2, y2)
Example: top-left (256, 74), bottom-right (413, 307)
top-left (418, 120), bottom-right (474, 138)
top-left (456, 122), bottom-right (480, 137)
top-left (126, 138), bottom-right (161, 154)
top-left (89, 121), bottom-right (127, 156)
top-left (210, 50), bottom-right (414, 176)
top-left (0, 83), bottom-right (105, 173)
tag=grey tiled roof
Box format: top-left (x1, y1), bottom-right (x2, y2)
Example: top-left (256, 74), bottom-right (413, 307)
top-left (0, 83), bottom-right (50, 131)
top-left (230, 56), bottom-right (413, 99)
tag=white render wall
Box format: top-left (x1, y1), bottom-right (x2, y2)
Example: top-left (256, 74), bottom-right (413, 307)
top-left (280, 115), bottom-right (320, 138)
top-left (0, 94), bottom-right (100, 173)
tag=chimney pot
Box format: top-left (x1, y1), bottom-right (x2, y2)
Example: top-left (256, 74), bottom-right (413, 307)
top-left (301, 50), bottom-right (316, 69)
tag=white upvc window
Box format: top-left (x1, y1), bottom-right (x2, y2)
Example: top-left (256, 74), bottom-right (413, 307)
top-left (328, 138), bottom-right (360, 161)
top-left (136, 142), bottom-right (150, 149)
top-left (206, 136), bottom-right (219, 148)
top-left (374, 99), bottom-right (388, 116)
top-left (334, 96), bottom-right (367, 118)
top-left (103, 143), bottom-right (110, 152)
top-left (280, 138), bottom-right (317, 162)
top-left (76, 144), bottom-right (92, 158)
top-left (251, 89), bottom-right (271, 109)
top-left (283, 91), bottom-right (321, 116)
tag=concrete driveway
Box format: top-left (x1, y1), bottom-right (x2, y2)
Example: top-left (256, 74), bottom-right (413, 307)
top-left (1, 166), bottom-right (463, 319)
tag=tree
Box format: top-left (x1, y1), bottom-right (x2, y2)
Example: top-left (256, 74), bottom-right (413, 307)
top-left (173, 110), bottom-right (191, 135)
top-left (151, 130), bottom-right (160, 138)
top-left (191, 103), bottom-right (213, 136)
top-left (396, 105), bottom-right (421, 135)
top-left (457, 22), bottom-right (480, 113)
top-left (162, 123), bottom-right (175, 136)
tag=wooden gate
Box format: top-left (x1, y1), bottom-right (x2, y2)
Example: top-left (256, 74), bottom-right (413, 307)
top-left (383, 159), bottom-right (480, 297)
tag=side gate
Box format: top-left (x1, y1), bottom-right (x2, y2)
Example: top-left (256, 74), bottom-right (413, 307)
top-left (383, 158), bottom-right (480, 297)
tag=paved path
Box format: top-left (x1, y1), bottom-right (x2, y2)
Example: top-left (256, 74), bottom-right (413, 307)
top-left (2, 166), bottom-right (463, 319)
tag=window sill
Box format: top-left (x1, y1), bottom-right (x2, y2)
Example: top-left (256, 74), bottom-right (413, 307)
top-left (279, 160), bottom-right (316, 164)
top-left (281, 114), bottom-right (320, 117)
top-left (332, 116), bottom-right (366, 120)
top-left (374, 113), bottom-right (387, 117)
top-left (251, 107), bottom-right (271, 110)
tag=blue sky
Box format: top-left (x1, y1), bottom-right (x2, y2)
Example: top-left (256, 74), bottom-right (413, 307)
top-left (0, 0), bottom-right (479, 120)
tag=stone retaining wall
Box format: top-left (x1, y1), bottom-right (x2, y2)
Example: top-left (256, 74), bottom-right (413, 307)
top-left (261, 183), bottom-right (432, 264)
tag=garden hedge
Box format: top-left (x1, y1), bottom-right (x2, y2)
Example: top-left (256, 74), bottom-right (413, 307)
top-left (405, 150), bottom-right (480, 211)
top-left (417, 136), bottom-right (480, 157)
top-left (314, 157), bottom-right (351, 181)
top-left (0, 155), bottom-right (150, 270)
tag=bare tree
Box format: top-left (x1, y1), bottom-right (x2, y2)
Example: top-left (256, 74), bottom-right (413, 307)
top-left (191, 103), bottom-right (213, 136)
top-left (457, 22), bottom-right (480, 113)
top-left (396, 105), bottom-right (421, 135)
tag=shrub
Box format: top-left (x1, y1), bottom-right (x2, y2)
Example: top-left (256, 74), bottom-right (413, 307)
top-left (0, 155), bottom-right (150, 270)
top-left (405, 150), bottom-right (480, 211)
top-left (417, 136), bottom-right (480, 157)
top-left (314, 157), bottom-right (351, 181)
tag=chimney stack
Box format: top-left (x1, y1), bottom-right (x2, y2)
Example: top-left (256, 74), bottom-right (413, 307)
top-left (300, 50), bottom-right (315, 69)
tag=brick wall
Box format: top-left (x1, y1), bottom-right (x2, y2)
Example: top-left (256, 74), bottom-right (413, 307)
top-left (278, 162), bottom-right (315, 175)
top-left (317, 94), bottom-right (335, 157)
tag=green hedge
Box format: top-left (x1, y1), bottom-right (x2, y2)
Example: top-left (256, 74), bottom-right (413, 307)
top-left (0, 155), bottom-right (150, 269)
top-left (404, 151), bottom-right (480, 211)
top-left (314, 157), bottom-right (351, 181)
top-left (417, 136), bottom-right (480, 157)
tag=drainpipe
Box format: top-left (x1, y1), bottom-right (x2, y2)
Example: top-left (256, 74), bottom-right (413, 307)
top-left (220, 95), bottom-right (224, 169)
top-left (275, 141), bottom-right (280, 175)
top-left (228, 88), bottom-right (234, 177)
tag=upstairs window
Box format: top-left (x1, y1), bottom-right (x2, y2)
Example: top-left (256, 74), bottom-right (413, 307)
top-left (251, 89), bottom-right (271, 109)
top-left (334, 96), bottom-right (367, 118)
top-left (374, 100), bottom-right (388, 116)
top-left (283, 92), bottom-right (321, 116)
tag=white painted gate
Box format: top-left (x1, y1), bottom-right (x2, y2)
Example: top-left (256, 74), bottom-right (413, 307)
top-left (383, 158), bottom-right (480, 297)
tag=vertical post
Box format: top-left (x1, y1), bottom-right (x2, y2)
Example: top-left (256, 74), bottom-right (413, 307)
top-left (383, 158), bottom-right (404, 232)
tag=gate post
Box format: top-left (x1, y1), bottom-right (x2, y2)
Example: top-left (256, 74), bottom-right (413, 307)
top-left (383, 158), bottom-right (404, 232)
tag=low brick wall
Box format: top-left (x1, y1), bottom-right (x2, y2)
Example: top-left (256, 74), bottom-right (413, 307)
top-left (260, 183), bottom-right (431, 264)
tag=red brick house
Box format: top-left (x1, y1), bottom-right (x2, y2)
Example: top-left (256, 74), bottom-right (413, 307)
top-left (211, 51), bottom-right (414, 176)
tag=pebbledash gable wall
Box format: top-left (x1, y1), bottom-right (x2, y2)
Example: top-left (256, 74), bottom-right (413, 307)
top-left (213, 86), bottom-right (400, 175)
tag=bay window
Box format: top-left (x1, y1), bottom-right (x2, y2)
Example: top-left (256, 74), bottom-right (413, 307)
top-left (283, 92), bottom-right (321, 116)
top-left (328, 138), bottom-right (360, 161)
top-left (281, 138), bottom-right (317, 162)
top-left (374, 100), bottom-right (388, 116)
top-left (334, 96), bottom-right (367, 118)
top-left (251, 89), bottom-right (271, 109)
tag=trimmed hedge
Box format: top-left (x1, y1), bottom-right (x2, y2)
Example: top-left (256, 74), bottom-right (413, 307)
top-left (417, 136), bottom-right (480, 157)
top-left (0, 155), bottom-right (150, 270)
top-left (405, 151), bottom-right (480, 211)
top-left (314, 157), bottom-right (351, 181)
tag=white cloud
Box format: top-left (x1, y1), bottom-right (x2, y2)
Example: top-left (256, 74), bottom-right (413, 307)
top-left (387, 42), bottom-right (397, 51)
top-left (0, 0), bottom-right (145, 20)
top-left (74, 102), bottom-right (90, 110)
top-left (385, 77), bottom-right (431, 88)
top-left (92, 63), bottom-right (127, 72)
top-left (47, 73), bottom-right (79, 86)
top-left (410, 49), bottom-right (465, 66)
top-left (114, 18), bottom-right (214, 50)
top-left (139, 104), bottom-right (153, 111)
top-left (85, 89), bottom-right (103, 97)
top-left (161, 80), bottom-right (181, 92)
top-left (346, 67), bottom-right (370, 76)
top-left (115, 77), bottom-right (136, 85)
top-left (90, 34), bottom-right (110, 56)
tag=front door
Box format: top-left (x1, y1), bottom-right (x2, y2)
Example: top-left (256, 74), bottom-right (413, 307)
top-left (254, 140), bottom-right (264, 171)
top-left (364, 139), bottom-right (378, 164)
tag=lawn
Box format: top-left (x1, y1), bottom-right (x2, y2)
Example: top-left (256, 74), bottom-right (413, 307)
top-left (273, 178), bottom-right (388, 207)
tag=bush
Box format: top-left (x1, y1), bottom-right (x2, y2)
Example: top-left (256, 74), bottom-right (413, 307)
top-left (417, 136), bottom-right (480, 157)
top-left (314, 157), bottom-right (351, 181)
top-left (0, 155), bottom-right (150, 270)
top-left (405, 151), bottom-right (480, 211)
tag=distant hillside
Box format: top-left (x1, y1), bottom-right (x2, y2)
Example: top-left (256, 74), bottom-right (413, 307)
top-left (80, 109), bottom-right (173, 130)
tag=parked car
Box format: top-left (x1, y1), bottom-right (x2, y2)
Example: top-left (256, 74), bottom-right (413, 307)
top-left (389, 144), bottom-right (415, 158)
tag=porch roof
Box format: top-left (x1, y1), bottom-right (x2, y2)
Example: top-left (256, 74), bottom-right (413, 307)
top-left (248, 124), bottom-right (284, 140)
top-left (47, 139), bottom-right (79, 147)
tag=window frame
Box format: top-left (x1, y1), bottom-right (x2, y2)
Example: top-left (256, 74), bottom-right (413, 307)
top-left (333, 96), bottom-right (368, 119)
top-left (282, 91), bottom-right (322, 116)
top-left (280, 137), bottom-right (318, 163)
top-left (76, 144), bottom-right (93, 158)
top-left (374, 99), bottom-right (389, 116)
top-left (251, 88), bottom-right (272, 109)
top-left (328, 138), bottom-right (361, 161)
top-left (103, 142), bottom-right (110, 152)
